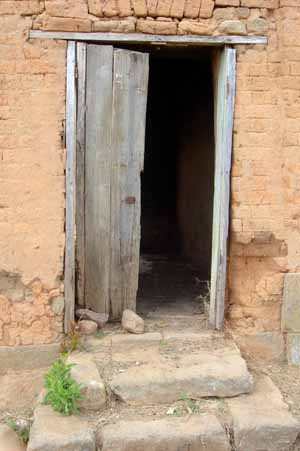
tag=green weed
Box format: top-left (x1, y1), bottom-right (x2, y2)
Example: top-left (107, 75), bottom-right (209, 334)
top-left (43, 357), bottom-right (83, 415)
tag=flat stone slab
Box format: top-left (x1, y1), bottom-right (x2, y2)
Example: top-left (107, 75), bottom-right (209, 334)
top-left (110, 346), bottom-right (253, 404)
top-left (27, 405), bottom-right (95, 451)
top-left (67, 353), bottom-right (106, 411)
top-left (228, 376), bottom-right (300, 451)
top-left (99, 415), bottom-right (230, 451)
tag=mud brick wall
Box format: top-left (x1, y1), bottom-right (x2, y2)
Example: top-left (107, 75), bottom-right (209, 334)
top-left (0, 0), bottom-right (300, 346)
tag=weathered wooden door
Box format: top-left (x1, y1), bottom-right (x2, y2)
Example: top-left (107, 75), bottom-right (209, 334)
top-left (75, 43), bottom-right (149, 319)
top-left (209, 46), bottom-right (236, 329)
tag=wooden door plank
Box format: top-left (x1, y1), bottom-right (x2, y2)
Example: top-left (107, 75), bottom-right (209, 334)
top-left (110, 49), bottom-right (149, 319)
top-left (64, 41), bottom-right (77, 332)
top-left (76, 42), bottom-right (86, 307)
top-left (85, 45), bottom-right (114, 314)
top-left (209, 46), bottom-right (236, 329)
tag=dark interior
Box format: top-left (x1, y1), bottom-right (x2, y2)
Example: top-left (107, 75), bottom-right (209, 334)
top-left (137, 48), bottom-right (215, 317)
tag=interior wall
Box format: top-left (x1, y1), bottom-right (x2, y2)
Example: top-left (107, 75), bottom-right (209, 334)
top-left (177, 59), bottom-right (214, 276)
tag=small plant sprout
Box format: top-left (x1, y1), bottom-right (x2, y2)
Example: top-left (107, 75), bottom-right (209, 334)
top-left (43, 357), bottom-right (83, 415)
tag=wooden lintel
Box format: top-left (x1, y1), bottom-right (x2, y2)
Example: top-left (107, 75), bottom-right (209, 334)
top-left (29, 30), bottom-right (267, 46)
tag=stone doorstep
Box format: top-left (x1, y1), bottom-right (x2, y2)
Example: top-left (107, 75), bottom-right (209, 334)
top-left (109, 350), bottom-right (254, 404)
top-left (26, 353), bottom-right (300, 451)
top-left (98, 415), bottom-right (231, 451)
top-left (27, 405), bottom-right (95, 451)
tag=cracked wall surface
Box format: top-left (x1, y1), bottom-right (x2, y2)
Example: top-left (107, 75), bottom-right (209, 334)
top-left (0, 0), bottom-right (300, 346)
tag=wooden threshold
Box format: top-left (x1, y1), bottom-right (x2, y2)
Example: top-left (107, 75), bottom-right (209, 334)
top-left (29, 30), bottom-right (267, 46)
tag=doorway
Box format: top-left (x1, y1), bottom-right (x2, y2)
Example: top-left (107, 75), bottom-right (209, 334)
top-left (137, 49), bottom-right (215, 319)
top-left (66, 41), bottom-right (236, 332)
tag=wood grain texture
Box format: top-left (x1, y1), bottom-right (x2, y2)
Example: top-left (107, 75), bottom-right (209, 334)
top-left (76, 42), bottom-right (86, 307)
top-left (85, 45), bottom-right (114, 314)
top-left (29, 30), bottom-right (268, 46)
top-left (110, 49), bottom-right (149, 319)
top-left (209, 46), bottom-right (236, 330)
top-left (65, 41), bottom-right (77, 332)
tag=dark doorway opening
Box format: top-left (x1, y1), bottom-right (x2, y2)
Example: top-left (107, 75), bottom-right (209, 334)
top-left (137, 49), bottom-right (215, 319)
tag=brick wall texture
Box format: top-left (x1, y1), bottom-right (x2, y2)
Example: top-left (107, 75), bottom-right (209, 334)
top-left (0, 0), bottom-right (299, 346)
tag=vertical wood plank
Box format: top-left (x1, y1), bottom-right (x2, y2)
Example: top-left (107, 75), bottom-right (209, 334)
top-left (65, 41), bottom-right (77, 332)
top-left (76, 42), bottom-right (86, 307)
top-left (110, 49), bottom-right (149, 319)
top-left (209, 46), bottom-right (236, 330)
top-left (85, 45), bottom-right (114, 314)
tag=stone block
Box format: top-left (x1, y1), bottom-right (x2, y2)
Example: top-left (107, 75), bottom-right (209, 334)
top-left (286, 333), bottom-right (300, 366)
top-left (218, 19), bottom-right (247, 35)
top-left (99, 416), bottom-right (231, 451)
top-left (67, 353), bottom-right (106, 411)
top-left (282, 273), bottom-right (300, 333)
top-left (27, 405), bottom-right (96, 451)
top-left (228, 376), bottom-right (300, 451)
top-left (110, 348), bottom-right (253, 404)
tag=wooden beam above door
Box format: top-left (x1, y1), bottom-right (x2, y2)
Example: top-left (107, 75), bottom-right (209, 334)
top-left (29, 30), bottom-right (267, 46)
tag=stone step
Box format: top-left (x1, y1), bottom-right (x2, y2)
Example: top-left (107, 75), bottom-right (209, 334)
top-left (27, 405), bottom-right (96, 451)
top-left (109, 343), bottom-right (253, 404)
top-left (98, 415), bottom-right (231, 451)
top-left (228, 375), bottom-right (300, 451)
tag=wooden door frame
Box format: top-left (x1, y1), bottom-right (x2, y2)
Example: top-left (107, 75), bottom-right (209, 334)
top-left (58, 36), bottom-right (263, 333)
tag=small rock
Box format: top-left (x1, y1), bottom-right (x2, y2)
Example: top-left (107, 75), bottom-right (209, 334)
top-left (0, 424), bottom-right (26, 451)
top-left (218, 20), bottom-right (247, 35)
top-left (27, 405), bottom-right (95, 451)
top-left (78, 320), bottom-right (98, 335)
top-left (122, 309), bottom-right (145, 334)
top-left (76, 309), bottom-right (109, 328)
top-left (67, 353), bottom-right (106, 411)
